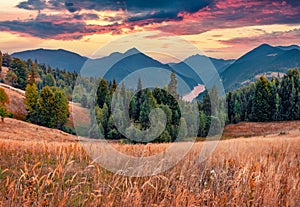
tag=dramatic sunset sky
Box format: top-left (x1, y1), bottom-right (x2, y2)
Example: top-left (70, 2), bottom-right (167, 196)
top-left (0, 0), bottom-right (299, 62)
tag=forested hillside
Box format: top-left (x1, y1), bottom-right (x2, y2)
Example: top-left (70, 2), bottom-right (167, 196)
top-left (1, 50), bottom-right (300, 142)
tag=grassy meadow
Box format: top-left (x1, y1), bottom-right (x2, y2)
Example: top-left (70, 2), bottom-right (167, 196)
top-left (0, 118), bottom-right (299, 206)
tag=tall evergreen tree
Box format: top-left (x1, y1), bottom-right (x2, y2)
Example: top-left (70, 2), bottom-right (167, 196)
top-left (37, 86), bottom-right (69, 129)
top-left (96, 79), bottom-right (109, 108)
top-left (38, 86), bottom-right (56, 127)
top-left (168, 70), bottom-right (178, 99)
top-left (28, 62), bottom-right (38, 85)
top-left (25, 83), bottom-right (39, 123)
top-left (0, 88), bottom-right (9, 122)
top-left (139, 89), bottom-right (157, 129)
top-left (252, 76), bottom-right (273, 121)
top-left (0, 50), bottom-right (2, 72)
top-left (9, 58), bottom-right (28, 90)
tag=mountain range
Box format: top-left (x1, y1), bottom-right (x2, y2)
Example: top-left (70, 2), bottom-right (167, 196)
top-left (222, 44), bottom-right (300, 90)
top-left (11, 43), bottom-right (300, 91)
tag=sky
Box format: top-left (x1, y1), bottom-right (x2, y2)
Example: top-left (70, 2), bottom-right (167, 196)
top-left (0, 0), bottom-right (300, 62)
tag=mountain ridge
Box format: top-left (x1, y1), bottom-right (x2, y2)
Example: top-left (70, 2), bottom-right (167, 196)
top-left (221, 43), bottom-right (300, 90)
top-left (10, 43), bottom-right (300, 91)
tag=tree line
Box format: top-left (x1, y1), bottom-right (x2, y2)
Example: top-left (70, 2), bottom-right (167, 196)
top-left (227, 68), bottom-right (300, 123)
top-left (1, 50), bottom-right (300, 142)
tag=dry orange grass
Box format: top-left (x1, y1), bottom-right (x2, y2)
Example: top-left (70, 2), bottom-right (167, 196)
top-left (0, 119), bottom-right (299, 206)
top-left (223, 121), bottom-right (300, 138)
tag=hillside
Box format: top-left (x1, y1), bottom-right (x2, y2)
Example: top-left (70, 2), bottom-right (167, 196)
top-left (0, 118), bottom-right (78, 143)
top-left (0, 83), bottom-right (90, 130)
top-left (223, 121), bottom-right (300, 138)
top-left (0, 119), bottom-right (299, 206)
top-left (0, 83), bottom-right (27, 119)
top-left (222, 44), bottom-right (300, 90)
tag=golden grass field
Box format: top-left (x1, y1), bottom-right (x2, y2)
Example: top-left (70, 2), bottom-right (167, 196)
top-left (0, 118), bottom-right (299, 206)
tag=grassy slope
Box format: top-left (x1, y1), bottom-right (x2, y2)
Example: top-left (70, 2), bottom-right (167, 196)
top-left (0, 82), bottom-right (299, 205)
top-left (0, 82), bottom-right (91, 131)
top-left (0, 121), bottom-right (299, 206)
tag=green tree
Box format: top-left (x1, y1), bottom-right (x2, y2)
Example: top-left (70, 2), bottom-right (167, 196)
top-left (0, 50), bottom-right (2, 71)
top-left (133, 78), bottom-right (143, 121)
top-left (0, 88), bottom-right (9, 104)
top-left (25, 83), bottom-right (39, 123)
top-left (6, 70), bottom-right (18, 87)
top-left (81, 94), bottom-right (88, 108)
top-left (0, 88), bottom-right (10, 122)
top-left (252, 76), bottom-right (273, 122)
top-left (42, 73), bottom-right (56, 87)
top-left (233, 99), bottom-right (241, 123)
top-left (2, 53), bottom-right (11, 67)
top-left (28, 62), bottom-right (38, 85)
top-left (278, 68), bottom-right (300, 120)
top-left (38, 86), bottom-right (56, 127)
top-left (95, 103), bottom-right (110, 137)
top-left (198, 110), bottom-right (206, 137)
top-left (139, 89), bottom-right (157, 129)
top-left (9, 58), bottom-right (28, 89)
top-left (37, 86), bottom-right (69, 129)
top-left (96, 79), bottom-right (109, 108)
top-left (178, 117), bottom-right (188, 139)
top-left (168, 70), bottom-right (178, 99)
top-left (52, 87), bottom-right (69, 129)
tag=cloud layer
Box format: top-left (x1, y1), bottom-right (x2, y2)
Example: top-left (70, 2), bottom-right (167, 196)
top-left (0, 0), bottom-right (299, 40)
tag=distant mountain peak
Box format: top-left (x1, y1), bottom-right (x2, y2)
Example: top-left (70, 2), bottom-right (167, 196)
top-left (124, 47), bottom-right (141, 55)
top-left (257, 43), bottom-right (273, 49)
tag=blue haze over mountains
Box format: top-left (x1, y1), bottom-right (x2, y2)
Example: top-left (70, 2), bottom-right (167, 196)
top-left (11, 43), bottom-right (300, 91)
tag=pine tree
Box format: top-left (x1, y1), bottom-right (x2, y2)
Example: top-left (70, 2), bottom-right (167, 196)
top-left (52, 87), bottom-right (69, 129)
top-left (2, 53), bottom-right (12, 67)
top-left (0, 88), bottom-right (9, 122)
top-left (131, 78), bottom-right (143, 121)
top-left (81, 94), bottom-right (88, 108)
top-left (98, 103), bottom-right (109, 137)
top-left (6, 71), bottom-right (18, 87)
top-left (227, 92), bottom-right (234, 123)
top-left (28, 62), bottom-right (38, 85)
top-left (233, 99), bottom-right (241, 123)
top-left (38, 86), bottom-right (56, 127)
top-left (9, 58), bottom-right (28, 90)
top-left (168, 70), bottom-right (178, 99)
top-left (96, 79), bottom-right (109, 108)
top-left (139, 89), bottom-right (157, 129)
top-left (37, 86), bottom-right (69, 129)
top-left (178, 117), bottom-right (188, 139)
top-left (0, 88), bottom-right (9, 104)
top-left (0, 50), bottom-right (2, 72)
top-left (278, 68), bottom-right (300, 120)
top-left (25, 83), bottom-right (39, 123)
top-left (198, 110), bottom-right (206, 137)
top-left (252, 76), bottom-right (272, 121)
top-left (42, 73), bottom-right (56, 87)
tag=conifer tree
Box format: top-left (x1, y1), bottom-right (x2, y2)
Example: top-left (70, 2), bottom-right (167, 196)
top-left (0, 50), bottom-right (2, 72)
top-left (139, 89), bottom-right (157, 129)
top-left (0, 88), bottom-right (9, 122)
top-left (168, 70), bottom-right (178, 99)
top-left (38, 86), bottom-right (56, 127)
top-left (96, 79), bottom-right (109, 108)
top-left (9, 58), bottom-right (28, 90)
top-left (25, 83), bottom-right (39, 123)
top-left (252, 76), bottom-right (272, 121)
